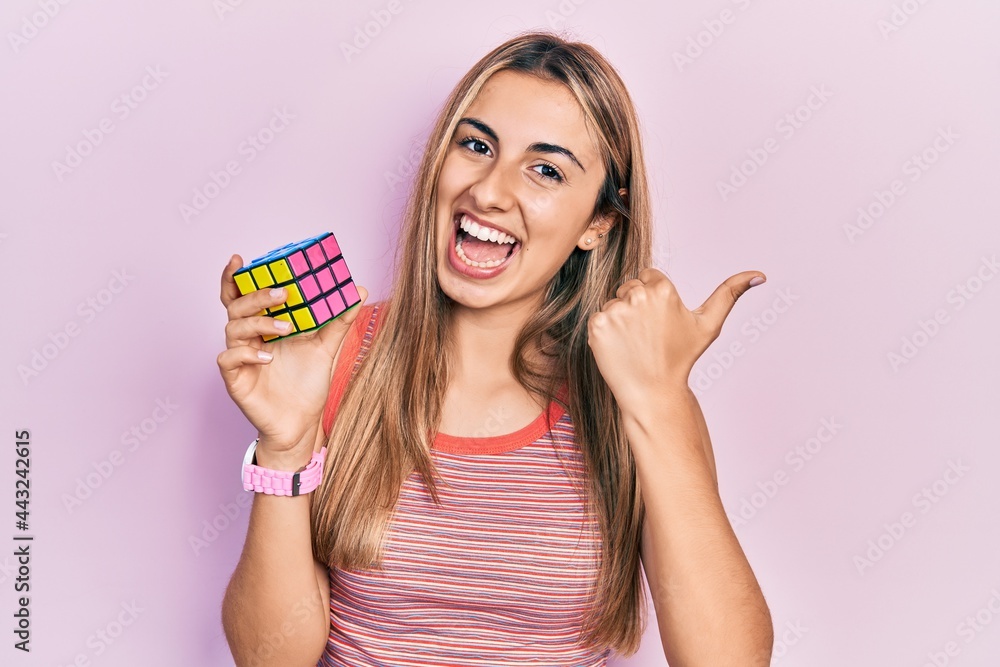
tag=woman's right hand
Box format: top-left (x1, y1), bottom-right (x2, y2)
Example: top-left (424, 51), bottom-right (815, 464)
top-left (216, 253), bottom-right (368, 457)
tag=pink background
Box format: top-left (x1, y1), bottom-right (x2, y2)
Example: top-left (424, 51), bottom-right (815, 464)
top-left (3, 1), bottom-right (999, 665)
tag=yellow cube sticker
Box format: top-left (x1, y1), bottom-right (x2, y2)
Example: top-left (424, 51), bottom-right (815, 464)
top-left (291, 307), bottom-right (316, 330)
top-left (251, 266), bottom-right (274, 288)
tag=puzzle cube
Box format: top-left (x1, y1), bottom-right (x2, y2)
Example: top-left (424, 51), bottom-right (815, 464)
top-left (233, 232), bottom-right (361, 342)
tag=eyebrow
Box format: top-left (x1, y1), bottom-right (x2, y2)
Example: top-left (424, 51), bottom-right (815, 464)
top-left (456, 117), bottom-right (586, 173)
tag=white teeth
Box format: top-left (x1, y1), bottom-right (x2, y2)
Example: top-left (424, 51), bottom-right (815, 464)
top-left (457, 214), bottom-right (517, 245)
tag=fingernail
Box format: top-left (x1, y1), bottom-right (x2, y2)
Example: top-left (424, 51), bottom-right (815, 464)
top-left (274, 319), bottom-right (292, 331)
top-left (270, 287), bottom-right (286, 299)
top-left (257, 350), bottom-right (273, 361)
top-left (749, 276), bottom-right (765, 287)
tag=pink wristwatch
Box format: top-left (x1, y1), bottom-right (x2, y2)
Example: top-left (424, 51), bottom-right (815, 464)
top-left (242, 438), bottom-right (327, 496)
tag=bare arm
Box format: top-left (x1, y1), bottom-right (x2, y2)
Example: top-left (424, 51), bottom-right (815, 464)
top-left (630, 387), bottom-right (772, 666)
top-left (221, 429), bottom-right (331, 667)
top-left (215, 255), bottom-right (370, 665)
top-left (688, 389), bottom-right (718, 489)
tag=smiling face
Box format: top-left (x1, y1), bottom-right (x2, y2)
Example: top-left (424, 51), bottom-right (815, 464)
top-left (434, 69), bottom-right (614, 313)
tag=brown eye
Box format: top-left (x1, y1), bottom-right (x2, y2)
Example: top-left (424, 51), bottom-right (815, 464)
top-left (458, 137), bottom-right (491, 156)
top-left (532, 163), bottom-right (564, 182)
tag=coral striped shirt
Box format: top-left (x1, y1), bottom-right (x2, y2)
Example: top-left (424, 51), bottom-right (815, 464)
top-left (318, 303), bottom-right (609, 666)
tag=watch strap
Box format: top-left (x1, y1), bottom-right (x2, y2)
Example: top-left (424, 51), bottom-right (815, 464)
top-left (242, 438), bottom-right (327, 496)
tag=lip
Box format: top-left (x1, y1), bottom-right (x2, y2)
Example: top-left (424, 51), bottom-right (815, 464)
top-left (447, 211), bottom-right (522, 280)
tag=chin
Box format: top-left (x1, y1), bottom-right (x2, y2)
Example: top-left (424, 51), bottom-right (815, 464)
top-left (437, 270), bottom-right (498, 310)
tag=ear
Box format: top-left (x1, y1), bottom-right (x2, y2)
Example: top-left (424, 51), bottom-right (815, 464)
top-left (576, 187), bottom-right (628, 251)
top-left (575, 213), bottom-right (615, 251)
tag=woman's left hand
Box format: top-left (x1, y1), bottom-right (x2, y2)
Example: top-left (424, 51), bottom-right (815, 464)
top-left (587, 267), bottom-right (765, 411)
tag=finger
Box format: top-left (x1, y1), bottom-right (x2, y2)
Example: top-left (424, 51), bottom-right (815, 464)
top-left (220, 254), bottom-right (244, 308)
top-left (227, 284), bottom-right (291, 323)
top-left (638, 267), bottom-right (671, 285)
top-left (226, 313), bottom-right (294, 348)
top-left (217, 345), bottom-right (273, 387)
top-left (615, 266), bottom-right (669, 300)
top-left (588, 301), bottom-right (616, 333)
top-left (696, 271), bottom-right (766, 334)
top-left (615, 278), bottom-right (644, 300)
top-left (316, 285), bottom-right (369, 355)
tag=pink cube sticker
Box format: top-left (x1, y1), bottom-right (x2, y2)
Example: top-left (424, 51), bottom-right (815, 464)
top-left (321, 235), bottom-right (341, 261)
top-left (311, 298), bottom-right (332, 324)
top-left (288, 251), bottom-right (310, 276)
top-left (331, 259), bottom-right (350, 284)
top-left (300, 274), bottom-right (320, 301)
top-left (317, 267), bottom-right (336, 292)
top-left (340, 281), bottom-right (359, 306)
top-left (306, 244), bottom-right (325, 269)
top-left (327, 290), bottom-right (346, 316)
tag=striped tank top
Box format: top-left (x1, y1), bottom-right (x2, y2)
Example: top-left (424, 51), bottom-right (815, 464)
top-left (317, 303), bottom-right (609, 667)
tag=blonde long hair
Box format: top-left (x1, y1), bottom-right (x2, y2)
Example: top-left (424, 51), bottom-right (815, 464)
top-left (311, 30), bottom-right (653, 656)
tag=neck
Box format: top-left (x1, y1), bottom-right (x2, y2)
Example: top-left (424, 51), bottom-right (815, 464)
top-left (446, 293), bottom-right (544, 389)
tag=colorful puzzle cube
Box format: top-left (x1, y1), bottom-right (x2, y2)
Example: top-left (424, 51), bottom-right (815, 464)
top-left (233, 232), bottom-right (361, 342)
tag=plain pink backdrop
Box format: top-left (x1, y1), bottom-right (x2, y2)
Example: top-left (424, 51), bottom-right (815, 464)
top-left (2, 1), bottom-right (999, 665)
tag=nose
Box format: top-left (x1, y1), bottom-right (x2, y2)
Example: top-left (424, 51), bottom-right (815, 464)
top-left (467, 159), bottom-right (516, 212)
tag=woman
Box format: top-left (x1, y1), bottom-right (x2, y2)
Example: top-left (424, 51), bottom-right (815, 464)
top-left (219, 31), bottom-right (772, 666)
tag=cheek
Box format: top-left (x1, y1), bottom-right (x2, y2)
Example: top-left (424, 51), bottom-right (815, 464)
top-left (436, 153), bottom-right (467, 197)
top-left (522, 187), bottom-right (560, 218)
top-left (525, 198), bottom-right (592, 250)
top-left (434, 163), bottom-right (461, 229)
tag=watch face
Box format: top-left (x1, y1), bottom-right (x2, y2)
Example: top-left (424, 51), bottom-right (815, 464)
top-left (242, 438), bottom-right (259, 484)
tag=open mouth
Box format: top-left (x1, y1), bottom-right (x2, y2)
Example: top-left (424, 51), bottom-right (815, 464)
top-left (452, 213), bottom-right (520, 269)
